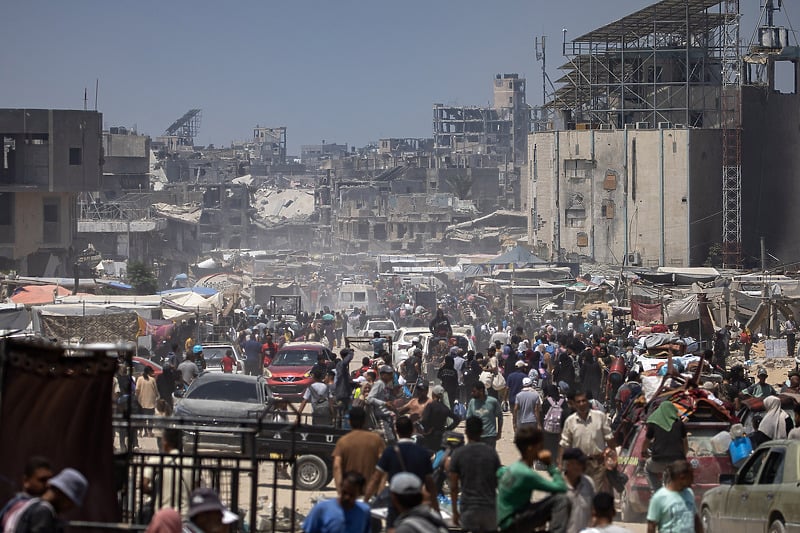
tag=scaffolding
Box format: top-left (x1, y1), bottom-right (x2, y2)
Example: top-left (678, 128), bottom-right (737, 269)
top-left (720, 0), bottom-right (742, 267)
top-left (547, 0), bottom-right (733, 129)
top-left (164, 108), bottom-right (202, 147)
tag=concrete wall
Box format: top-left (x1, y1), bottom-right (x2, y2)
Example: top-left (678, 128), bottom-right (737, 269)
top-left (0, 191), bottom-right (73, 260)
top-left (103, 132), bottom-right (150, 175)
top-left (529, 127), bottom-right (722, 266)
top-left (687, 129), bottom-right (722, 266)
top-left (0, 109), bottom-right (102, 192)
top-left (741, 86), bottom-right (800, 263)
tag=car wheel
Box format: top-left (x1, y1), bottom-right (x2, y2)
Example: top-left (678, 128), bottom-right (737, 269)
top-left (293, 455), bottom-right (329, 491)
top-left (768, 518), bottom-right (786, 533)
top-left (701, 507), bottom-right (713, 533)
top-left (620, 489), bottom-right (644, 523)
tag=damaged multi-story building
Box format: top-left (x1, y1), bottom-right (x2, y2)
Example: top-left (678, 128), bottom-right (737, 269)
top-left (434, 73), bottom-right (530, 168)
top-left (0, 108), bottom-right (102, 275)
top-left (527, 0), bottom-right (800, 268)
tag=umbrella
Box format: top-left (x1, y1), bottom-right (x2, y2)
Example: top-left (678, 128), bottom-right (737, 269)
top-left (322, 313), bottom-right (335, 321)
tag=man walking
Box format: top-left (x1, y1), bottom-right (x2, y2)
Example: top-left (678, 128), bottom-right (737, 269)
top-left (243, 333), bottom-right (263, 376)
top-left (332, 407), bottom-right (385, 492)
top-left (513, 377), bottom-right (541, 430)
top-left (449, 416), bottom-right (501, 532)
top-left (466, 381), bottom-right (503, 449)
top-left (646, 460), bottom-right (702, 533)
top-left (559, 390), bottom-right (615, 494)
top-left (365, 417), bottom-right (439, 531)
top-left (302, 471), bottom-right (371, 533)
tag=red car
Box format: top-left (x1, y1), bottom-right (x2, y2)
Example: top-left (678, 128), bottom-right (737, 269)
top-left (265, 342), bottom-right (335, 401)
top-left (131, 356), bottom-right (163, 378)
top-left (618, 418), bottom-right (734, 522)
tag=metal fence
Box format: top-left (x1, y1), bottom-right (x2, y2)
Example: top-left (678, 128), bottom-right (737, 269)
top-left (109, 416), bottom-right (306, 532)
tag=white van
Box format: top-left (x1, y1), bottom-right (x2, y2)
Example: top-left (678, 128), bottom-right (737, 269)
top-left (336, 283), bottom-right (381, 317)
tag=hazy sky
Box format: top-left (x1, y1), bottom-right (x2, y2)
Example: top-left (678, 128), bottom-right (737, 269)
top-left (1, 1), bottom-right (794, 153)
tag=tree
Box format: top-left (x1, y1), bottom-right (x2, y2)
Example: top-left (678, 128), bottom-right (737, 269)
top-left (128, 261), bottom-right (158, 295)
top-left (704, 243), bottom-right (723, 268)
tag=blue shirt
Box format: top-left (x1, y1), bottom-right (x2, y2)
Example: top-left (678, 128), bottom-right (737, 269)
top-left (376, 440), bottom-right (434, 481)
top-left (301, 499), bottom-right (370, 533)
top-left (243, 339), bottom-right (262, 361)
top-left (646, 487), bottom-right (695, 533)
top-left (506, 371), bottom-right (526, 404)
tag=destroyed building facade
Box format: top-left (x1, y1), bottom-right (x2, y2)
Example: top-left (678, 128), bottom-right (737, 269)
top-left (528, 0), bottom-right (800, 268)
top-left (0, 109), bottom-right (102, 275)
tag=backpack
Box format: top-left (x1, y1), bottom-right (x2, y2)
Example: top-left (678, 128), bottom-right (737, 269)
top-left (308, 385), bottom-right (330, 416)
top-left (543, 397), bottom-right (564, 433)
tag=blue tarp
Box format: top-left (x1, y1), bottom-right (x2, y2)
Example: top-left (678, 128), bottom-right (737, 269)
top-left (157, 287), bottom-right (218, 297)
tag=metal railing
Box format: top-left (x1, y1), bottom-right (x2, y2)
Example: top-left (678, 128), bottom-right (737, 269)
top-left (107, 416), bottom-right (306, 532)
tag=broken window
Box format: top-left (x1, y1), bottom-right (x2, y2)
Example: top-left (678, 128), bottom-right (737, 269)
top-left (564, 159), bottom-right (592, 179)
top-left (25, 134), bottom-right (48, 145)
top-left (601, 200), bottom-right (615, 219)
top-left (69, 148), bottom-right (82, 165)
top-left (577, 232), bottom-right (589, 247)
top-left (603, 171), bottom-right (617, 190)
top-left (566, 191), bottom-right (587, 225)
top-left (43, 198), bottom-right (60, 243)
top-left (374, 223), bottom-right (387, 240)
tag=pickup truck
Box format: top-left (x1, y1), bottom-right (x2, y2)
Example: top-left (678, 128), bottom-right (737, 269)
top-left (172, 372), bottom-right (348, 490)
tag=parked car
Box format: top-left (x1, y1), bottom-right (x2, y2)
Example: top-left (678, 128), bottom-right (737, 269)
top-left (701, 439), bottom-right (800, 533)
top-left (265, 342), bottom-right (335, 401)
top-left (200, 343), bottom-right (244, 373)
top-left (131, 356), bottom-right (163, 378)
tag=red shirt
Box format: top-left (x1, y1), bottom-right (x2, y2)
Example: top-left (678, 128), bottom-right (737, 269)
top-left (221, 355), bottom-right (235, 373)
top-left (262, 342), bottom-right (278, 366)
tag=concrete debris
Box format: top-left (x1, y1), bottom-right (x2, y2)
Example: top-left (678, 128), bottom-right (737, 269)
top-left (252, 188), bottom-right (314, 222)
top-left (152, 202), bottom-right (202, 224)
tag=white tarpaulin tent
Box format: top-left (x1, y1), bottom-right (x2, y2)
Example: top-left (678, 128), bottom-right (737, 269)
top-left (663, 294), bottom-right (700, 324)
top-left (161, 291), bottom-right (223, 320)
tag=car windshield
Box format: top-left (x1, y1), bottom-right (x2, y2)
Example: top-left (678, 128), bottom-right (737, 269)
top-left (187, 380), bottom-right (260, 403)
top-left (273, 349), bottom-right (320, 366)
top-left (400, 332), bottom-right (421, 343)
top-left (369, 321), bottom-right (394, 330)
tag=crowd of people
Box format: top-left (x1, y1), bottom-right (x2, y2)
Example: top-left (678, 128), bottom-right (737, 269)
top-left (102, 298), bottom-right (800, 533)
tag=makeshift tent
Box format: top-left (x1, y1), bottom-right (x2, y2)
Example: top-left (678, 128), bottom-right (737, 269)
top-left (161, 291), bottom-right (223, 320)
top-left (33, 305), bottom-right (141, 342)
top-left (0, 304), bottom-right (32, 330)
top-left (489, 245), bottom-right (547, 267)
top-left (10, 285), bottom-right (71, 305)
top-left (663, 294), bottom-right (701, 324)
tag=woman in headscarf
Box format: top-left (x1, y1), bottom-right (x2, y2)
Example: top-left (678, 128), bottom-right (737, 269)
top-left (641, 401), bottom-right (687, 491)
top-left (759, 395), bottom-right (793, 440)
top-left (437, 355), bottom-right (459, 407)
top-left (146, 508), bottom-right (182, 533)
